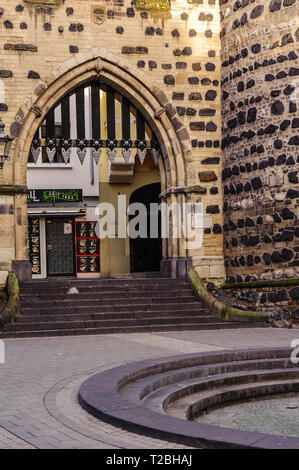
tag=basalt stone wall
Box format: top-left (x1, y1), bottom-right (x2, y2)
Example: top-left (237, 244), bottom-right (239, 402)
top-left (0, 0), bottom-right (225, 281)
top-left (223, 283), bottom-right (299, 324)
top-left (220, 0), bottom-right (299, 283)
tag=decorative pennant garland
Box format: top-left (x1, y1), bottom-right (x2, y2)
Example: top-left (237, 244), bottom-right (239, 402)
top-left (136, 139), bottom-right (147, 165)
top-left (30, 138), bottom-right (41, 164)
top-left (107, 139), bottom-right (117, 162)
top-left (151, 140), bottom-right (161, 165)
top-left (46, 138), bottom-right (56, 163)
top-left (121, 139), bottom-right (132, 163)
top-left (91, 139), bottom-right (103, 165)
top-left (76, 139), bottom-right (88, 165)
top-left (61, 139), bottom-right (72, 164)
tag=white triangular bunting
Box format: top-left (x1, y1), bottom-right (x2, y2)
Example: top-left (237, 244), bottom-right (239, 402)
top-left (77, 147), bottom-right (87, 165)
top-left (92, 147), bottom-right (102, 165)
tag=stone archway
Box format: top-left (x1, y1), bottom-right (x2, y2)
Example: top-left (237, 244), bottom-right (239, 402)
top-left (9, 47), bottom-right (197, 279)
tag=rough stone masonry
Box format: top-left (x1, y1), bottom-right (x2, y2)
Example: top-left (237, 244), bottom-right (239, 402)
top-left (0, 0), bottom-right (225, 283)
top-left (0, 0), bottom-right (297, 288)
top-left (220, 0), bottom-right (299, 284)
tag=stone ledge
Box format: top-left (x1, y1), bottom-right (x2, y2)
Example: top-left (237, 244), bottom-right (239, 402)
top-left (0, 185), bottom-right (29, 195)
top-left (189, 269), bottom-right (269, 323)
top-left (222, 278), bottom-right (299, 289)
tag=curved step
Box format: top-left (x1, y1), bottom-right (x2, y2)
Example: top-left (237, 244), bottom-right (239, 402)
top-left (78, 347), bottom-right (299, 449)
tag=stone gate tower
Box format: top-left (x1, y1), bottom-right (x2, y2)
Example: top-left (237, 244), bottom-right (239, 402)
top-left (0, 0), bottom-right (297, 286)
top-left (0, 0), bottom-right (225, 284)
top-left (220, 0), bottom-right (299, 283)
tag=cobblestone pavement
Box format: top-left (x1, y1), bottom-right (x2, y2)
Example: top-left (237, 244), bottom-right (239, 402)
top-left (0, 328), bottom-right (298, 449)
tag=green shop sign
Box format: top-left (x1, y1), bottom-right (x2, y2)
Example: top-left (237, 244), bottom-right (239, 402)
top-left (28, 189), bottom-right (83, 204)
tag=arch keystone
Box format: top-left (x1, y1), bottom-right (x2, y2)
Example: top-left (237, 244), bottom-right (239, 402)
top-left (95, 58), bottom-right (103, 74)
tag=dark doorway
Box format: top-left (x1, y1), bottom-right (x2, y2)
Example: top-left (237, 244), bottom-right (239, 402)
top-left (46, 218), bottom-right (75, 276)
top-left (129, 183), bottom-right (162, 273)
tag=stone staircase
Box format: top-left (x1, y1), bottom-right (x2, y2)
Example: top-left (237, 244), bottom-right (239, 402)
top-left (0, 278), bottom-right (265, 338)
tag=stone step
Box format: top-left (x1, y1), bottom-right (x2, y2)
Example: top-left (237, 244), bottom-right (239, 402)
top-left (20, 278), bottom-right (188, 291)
top-left (20, 285), bottom-right (192, 294)
top-left (20, 289), bottom-right (193, 301)
top-left (166, 375), bottom-right (299, 420)
top-left (0, 321), bottom-right (263, 339)
top-left (16, 308), bottom-right (210, 323)
top-left (3, 277), bottom-right (267, 339)
top-left (20, 295), bottom-right (197, 310)
top-left (121, 356), bottom-right (298, 405)
top-left (7, 315), bottom-right (223, 332)
top-left (20, 302), bottom-right (202, 316)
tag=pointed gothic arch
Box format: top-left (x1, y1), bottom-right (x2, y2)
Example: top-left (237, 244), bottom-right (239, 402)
top-left (11, 47), bottom-right (196, 277)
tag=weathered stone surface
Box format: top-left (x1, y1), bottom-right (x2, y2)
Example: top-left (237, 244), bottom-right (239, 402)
top-left (212, 224), bottom-right (222, 234)
top-left (0, 70), bottom-right (13, 78)
top-left (198, 171), bottom-right (217, 182)
top-left (282, 208), bottom-right (295, 220)
top-left (205, 90), bottom-right (217, 101)
top-left (250, 5), bottom-right (264, 18)
top-left (190, 122), bottom-right (205, 131)
top-left (198, 108), bottom-right (216, 116)
top-left (251, 43), bottom-right (261, 54)
top-left (192, 63), bottom-right (201, 71)
top-left (206, 205), bottom-right (219, 214)
top-left (69, 45), bottom-right (78, 53)
top-left (290, 287), bottom-right (299, 300)
top-left (172, 92), bottom-right (184, 100)
top-left (206, 121), bottom-right (217, 132)
top-left (182, 47), bottom-right (192, 56)
top-left (186, 107), bottom-right (196, 116)
top-left (27, 70), bottom-right (40, 79)
top-left (281, 33), bottom-right (293, 46)
top-left (205, 63), bottom-right (215, 71)
top-left (149, 60), bottom-right (157, 69)
top-left (188, 77), bottom-right (199, 85)
top-left (202, 157), bottom-right (220, 164)
top-left (271, 100), bottom-right (284, 115)
top-left (122, 46), bottom-right (148, 54)
top-left (269, 0), bottom-right (282, 11)
top-left (189, 92), bottom-right (202, 100)
top-left (1, 0), bottom-right (298, 290)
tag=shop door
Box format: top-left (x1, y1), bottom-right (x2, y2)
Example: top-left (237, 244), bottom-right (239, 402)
top-left (46, 218), bottom-right (75, 276)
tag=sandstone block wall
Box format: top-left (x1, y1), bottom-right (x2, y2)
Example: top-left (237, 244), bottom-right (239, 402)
top-left (0, 0), bottom-right (226, 281)
top-left (1, 0), bottom-right (298, 284)
top-left (220, 0), bottom-right (299, 283)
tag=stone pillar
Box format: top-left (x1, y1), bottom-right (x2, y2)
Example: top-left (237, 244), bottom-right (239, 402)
top-left (0, 186), bottom-right (31, 284)
top-left (160, 190), bottom-right (192, 278)
top-left (159, 186), bottom-right (225, 280)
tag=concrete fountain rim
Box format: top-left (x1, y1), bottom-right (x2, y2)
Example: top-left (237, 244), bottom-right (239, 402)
top-left (78, 347), bottom-right (299, 449)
